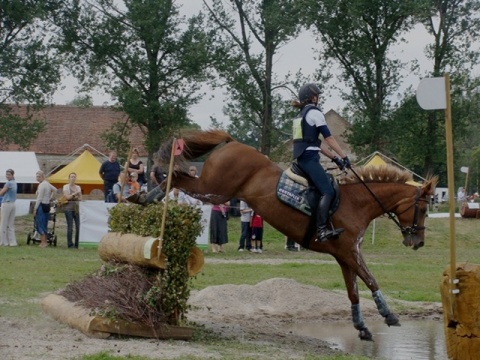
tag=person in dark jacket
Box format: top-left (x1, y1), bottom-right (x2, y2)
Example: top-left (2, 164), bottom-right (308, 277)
top-left (99, 151), bottom-right (121, 202)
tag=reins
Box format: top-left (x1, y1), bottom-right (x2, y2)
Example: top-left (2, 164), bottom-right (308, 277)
top-left (348, 167), bottom-right (425, 236)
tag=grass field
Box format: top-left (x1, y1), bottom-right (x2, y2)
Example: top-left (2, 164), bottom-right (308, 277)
top-left (0, 211), bottom-right (478, 359)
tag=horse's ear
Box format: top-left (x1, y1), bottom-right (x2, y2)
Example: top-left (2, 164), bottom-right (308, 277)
top-left (422, 176), bottom-right (439, 196)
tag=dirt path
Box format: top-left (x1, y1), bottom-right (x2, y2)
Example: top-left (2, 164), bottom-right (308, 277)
top-left (0, 275), bottom-right (443, 360)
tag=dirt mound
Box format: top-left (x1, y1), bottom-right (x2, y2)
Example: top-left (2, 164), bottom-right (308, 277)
top-left (188, 278), bottom-right (379, 324)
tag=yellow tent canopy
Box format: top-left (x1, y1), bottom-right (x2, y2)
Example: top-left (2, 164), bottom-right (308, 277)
top-left (364, 154), bottom-right (387, 168)
top-left (48, 150), bottom-right (104, 194)
top-left (363, 153), bottom-right (423, 187)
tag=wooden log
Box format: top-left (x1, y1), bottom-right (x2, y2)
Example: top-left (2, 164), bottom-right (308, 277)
top-left (98, 232), bottom-right (204, 276)
top-left (441, 263), bottom-right (480, 359)
top-left (42, 294), bottom-right (110, 339)
top-left (98, 233), bottom-right (166, 269)
top-left (42, 293), bottom-right (193, 340)
top-left (88, 317), bottom-right (193, 339)
top-left (460, 202), bottom-right (480, 218)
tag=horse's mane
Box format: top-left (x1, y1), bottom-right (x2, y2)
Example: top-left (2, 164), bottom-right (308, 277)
top-left (340, 165), bottom-right (413, 184)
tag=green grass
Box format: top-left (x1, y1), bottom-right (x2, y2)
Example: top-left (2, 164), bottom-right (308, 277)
top-left (1, 212), bottom-right (478, 360)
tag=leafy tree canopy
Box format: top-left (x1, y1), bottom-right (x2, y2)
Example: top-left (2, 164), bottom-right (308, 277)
top-left (54, 0), bottom-right (215, 156)
top-left (0, 0), bottom-right (62, 148)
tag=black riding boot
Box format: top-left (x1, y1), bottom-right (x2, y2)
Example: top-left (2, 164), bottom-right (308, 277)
top-left (316, 194), bottom-right (344, 242)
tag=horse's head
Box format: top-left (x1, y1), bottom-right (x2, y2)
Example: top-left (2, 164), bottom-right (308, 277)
top-left (395, 177), bottom-right (438, 250)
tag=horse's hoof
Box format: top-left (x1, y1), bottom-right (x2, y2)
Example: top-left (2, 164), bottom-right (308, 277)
top-left (358, 328), bottom-right (373, 341)
top-left (385, 313), bottom-right (400, 326)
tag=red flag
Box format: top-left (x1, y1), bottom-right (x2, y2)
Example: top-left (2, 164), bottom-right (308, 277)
top-left (173, 139), bottom-right (184, 156)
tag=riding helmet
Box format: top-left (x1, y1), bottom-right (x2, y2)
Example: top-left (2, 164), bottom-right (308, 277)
top-left (298, 83), bottom-right (321, 103)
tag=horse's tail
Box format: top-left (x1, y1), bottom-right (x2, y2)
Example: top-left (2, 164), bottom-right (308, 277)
top-left (157, 129), bottom-right (235, 165)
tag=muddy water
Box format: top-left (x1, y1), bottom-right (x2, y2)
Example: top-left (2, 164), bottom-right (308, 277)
top-left (286, 320), bottom-right (447, 360)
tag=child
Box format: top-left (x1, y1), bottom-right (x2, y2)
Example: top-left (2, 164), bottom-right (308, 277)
top-left (238, 201), bottom-right (253, 251)
top-left (128, 172), bottom-right (140, 195)
top-left (250, 212), bottom-right (263, 253)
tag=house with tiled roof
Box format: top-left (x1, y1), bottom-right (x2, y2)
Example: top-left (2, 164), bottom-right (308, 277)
top-left (4, 105), bottom-right (352, 176)
top-left (5, 105), bottom-right (147, 173)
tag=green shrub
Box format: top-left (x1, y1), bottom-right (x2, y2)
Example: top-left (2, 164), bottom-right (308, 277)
top-left (108, 202), bottom-right (203, 324)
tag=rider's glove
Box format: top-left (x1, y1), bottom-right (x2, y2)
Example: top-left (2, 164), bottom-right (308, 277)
top-left (342, 156), bottom-right (352, 169)
top-left (332, 156), bottom-right (345, 171)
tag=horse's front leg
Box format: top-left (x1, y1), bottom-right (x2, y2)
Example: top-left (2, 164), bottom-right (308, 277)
top-left (347, 254), bottom-right (401, 328)
top-left (372, 289), bottom-right (400, 327)
top-left (337, 260), bottom-right (373, 341)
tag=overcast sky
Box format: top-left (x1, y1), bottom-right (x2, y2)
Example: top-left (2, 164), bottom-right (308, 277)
top-left (52, 1), bottom-right (471, 129)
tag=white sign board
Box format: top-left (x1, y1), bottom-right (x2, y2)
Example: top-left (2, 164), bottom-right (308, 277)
top-left (79, 201), bottom-right (211, 247)
top-left (416, 77), bottom-right (447, 110)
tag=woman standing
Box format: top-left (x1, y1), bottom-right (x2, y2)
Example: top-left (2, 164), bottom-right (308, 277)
top-left (63, 172), bottom-right (82, 248)
top-left (34, 171), bottom-right (57, 248)
top-left (0, 169), bottom-right (18, 247)
top-left (128, 148), bottom-right (146, 186)
top-left (209, 202), bottom-right (229, 253)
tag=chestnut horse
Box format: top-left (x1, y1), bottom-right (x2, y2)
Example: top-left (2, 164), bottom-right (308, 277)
top-left (157, 130), bottom-right (437, 341)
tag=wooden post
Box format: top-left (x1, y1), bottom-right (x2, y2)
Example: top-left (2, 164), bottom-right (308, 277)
top-left (444, 73), bottom-right (458, 316)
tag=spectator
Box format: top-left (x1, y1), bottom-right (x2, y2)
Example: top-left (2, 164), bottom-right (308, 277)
top-left (129, 172), bottom-right (140, 195)
top-left (168, 187), bottom-right (202, 206)
top-left (113, 173), bottom-right (131, 203)
top-left (285, 236), bottom-right (298, 251)
top-left (250, 212), bottom-right (263, 253)
top-left (128, 148), bottom-right (146, 186)
top-left (150, 164), bottom-right (166, 189)
top-left (189, 165), bottom-right (199, 178)
top-left (34, 171), bottom-right (57, 248)
top-left (0, 169), bottom-right (18, 247)
top-left (169, 187), bottom-right (188, 204)
top-left (62, 172), bottom-right (82, 249)
top-left (457, 187), bottom-right (466, 202)
top-left (99, 151), bottom-right (121, 202)
top-left (210, 202), bottom-right (229, 253)
top-left (237, 201), bottom-right (252, 252)
top-left (229, 198), bottom-right (240, 217)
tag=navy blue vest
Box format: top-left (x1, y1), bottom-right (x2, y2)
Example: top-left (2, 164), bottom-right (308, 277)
top-left (293, 105), bottom-right (322, 159)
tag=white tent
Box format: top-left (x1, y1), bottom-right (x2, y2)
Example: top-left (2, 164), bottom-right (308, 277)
top-left (0, 152), bottom-right (40, 183)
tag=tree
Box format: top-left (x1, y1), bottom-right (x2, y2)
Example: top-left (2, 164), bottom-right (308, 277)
top-left (67, 94), bottom-right (93, 108)
top-left (202, 0), bottom-right (304, 155)
top-left (304, 0), bottom-right (424, 156)
top-left (386, 0), bottom-right (480, 183)
top-left (54, 0), bottom-right (214, 164)
top-left (0, 0), bottom-right (62, 149)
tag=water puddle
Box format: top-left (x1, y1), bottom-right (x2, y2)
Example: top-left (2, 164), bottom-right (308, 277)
top-left (285, 319), bottom-right (447, 359)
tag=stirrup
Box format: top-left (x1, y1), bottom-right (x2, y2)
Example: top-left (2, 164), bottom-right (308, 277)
top-left (316, 227), bottom-right (344, 242)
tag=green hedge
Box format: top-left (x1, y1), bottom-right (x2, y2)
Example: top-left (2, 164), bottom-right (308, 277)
top-left (108, 202), bottom-right (203, 324)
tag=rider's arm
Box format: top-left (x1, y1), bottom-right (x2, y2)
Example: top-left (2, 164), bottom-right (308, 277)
top-left (320, 145), bottom-right (336, 160)
top-left (323, 135), bottom-right (347, 159)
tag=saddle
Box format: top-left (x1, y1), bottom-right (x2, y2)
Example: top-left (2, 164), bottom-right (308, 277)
top-left (276, 163), bottom-right (340, 217)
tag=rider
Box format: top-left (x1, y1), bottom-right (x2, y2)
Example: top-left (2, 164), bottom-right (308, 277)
top-left (292, 83), bottom-right (352, 242)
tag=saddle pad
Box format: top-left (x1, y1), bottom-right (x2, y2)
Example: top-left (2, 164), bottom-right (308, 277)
top-left (276, 172), bottom-right (312, 216)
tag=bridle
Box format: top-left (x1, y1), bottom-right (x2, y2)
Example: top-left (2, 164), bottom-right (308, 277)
top-left (349, 168), bottom-right (428, 236)
top-left (394, 187), bottom-right (429, 236)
